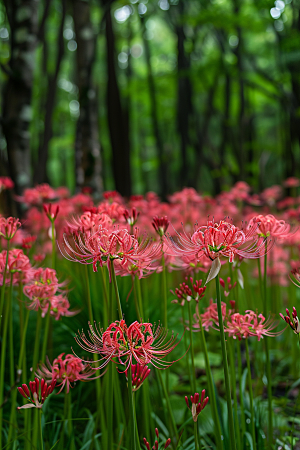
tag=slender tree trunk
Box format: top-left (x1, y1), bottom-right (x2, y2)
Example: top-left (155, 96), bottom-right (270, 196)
top-left (104, 5), bottom-right (131, 197)
top-left (140, 16), bottom-right (168, 198)
top-left (2, 0), bottom-right (39, 196)
top-left (72, 0), bottom-right (103, 197)
top-left (176, 1), bottom-right (193, 188)
top-left (34, 0), bottom-right (66, 184)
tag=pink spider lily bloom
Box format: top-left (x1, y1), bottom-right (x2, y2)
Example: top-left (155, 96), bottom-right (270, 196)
top-left (0, 217), bottom-right (21, 240)
top-left (290, 267), bottom-right (300, 288)
top-left (225, 311), bottom-right (282, 341)
top-left (49, 294), bottom-right (79, 320)
top-left (280, 307), bottom-right (300, 334)
top-left (125, 363), bottom-right (151, 391)
top-left (123, 207), bottom-right (139, 226)
top-left (284, 177), bottom-right (300, 188)
top-left (143, 428), bottom-right (171, 450)
top-left (152, 216), bottom-right (170, 237)
top-left (0, 249), bottom-right (32, 286)
top-left (185, 390), bottom-right (209, 422)
top-left (66, 212), bottom-right (113, 236)
top-left (219, 277), bottom-right (237, 297)
top-left (250, 214), bottom-right (291, 239)
top-left (43, 203), bottom-right (59, 222)
top-left (61, 227), bottom-right (161, 278)
top-left (167, 218), bottom-right (266, 265)
top-left (193, 299), bottom-right (230, 332)
top-left (75, 319), bottom-right (183, 371)
top-left (17, 184), bottom-right (57, 206)
top-left (36, 353), bottom-right (100, 394)
top-left (171, 277), bottom-right (206, 306)
top-left (0, 176), bottom-right (14, 192)
top-left (23, 268), bottom-right (61, 300)
top-left (17, 377), bottom-right (56, 409)
top-left (22, 235), bottom-right (37, 250)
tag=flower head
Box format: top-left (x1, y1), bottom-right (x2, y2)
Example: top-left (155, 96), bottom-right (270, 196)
top-left (0, 176), bottom-right (14, 192)
top-left (124, 207), bottom-right (139, 226)
top-left (280, 307), bottom-right (300, 334)
top-left (0, 217), bottom-right (21, 240)
top-left (143, 428), bottom-right (171, 450)
top-left (185, 390), bottom-right (209, 422)
top-left (36, 353), bottom-right (100, 393)
top-left (0, 249), bottom-right (32, 286)
top-left (152, 216), bottom-right (170, 237)
top-left (43, 203), bottom-right (59, 222)
top-left (17, 377), bottom-right (56, 409)
top-left (75, 319), bottom-right (183, 371)
top-left (171, 277), bottom-right (206, 306)
top-left (219, 277), bottom-right (237, 297)
top-left (125, 363), bottom-right (151, 391)
top-left (251, 214), bottom-right (291, 239)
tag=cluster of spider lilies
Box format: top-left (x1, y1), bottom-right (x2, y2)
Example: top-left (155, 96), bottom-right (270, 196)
top-left (1, 177), bottom-right (300, 449)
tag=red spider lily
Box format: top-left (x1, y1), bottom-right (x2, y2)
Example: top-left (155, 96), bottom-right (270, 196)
top-left (125, 363), bottom-right (151, 391)
top-left (193, 299), bottom-right (230, 332)
top-left (66, 211), bottom-right (113, 236)
top-left (171, 277), bottom-right (206, 306)
top-left (284, 177), bottom-right (300, 188)
top-left (36, 353), bottom-right (100, 394)
top-left (17, 184), bottom-right (57, 206)
top-left (280, 307), bottom-right (300, 334)
top-left (0, 176), bottom-right (14, 192)
top-left (17, 378), bottom-right (56, 409)
top-left (290, 267), bottom-right (300, 288)
top-left (143, 428), bottom-right (171, 450)
top-left (219, 277), bottom-right (237, 297)
top-left (185, 390), bottom-right (209, 422)
top-left (60, 226), bottom-right (161, 278)
top-left (167, 217), bottom-right (267, 264)
top-left (0, 217), bottom-right (21, 240)
top-left (0, 249), bottom-right (32, 286)
top-left (23, 268), bottom-right (61, 300)
top-left (225, 311), bottom-right (282, 341)
top-left (152, 216), bottom-right (170, 237)
top-left (124, 207), bottom-right (139, 226)
top-left (22, 235), bottom-right (37, 250)
top-left (43, 203), bottom-right (59, 222)
top-left (250, 214), bottom-right (291, 239)
top-left (74, 319), bottom-right (183, 371)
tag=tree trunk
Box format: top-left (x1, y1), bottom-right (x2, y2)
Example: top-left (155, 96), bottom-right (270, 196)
top-left (105, 6), bottom-right (131, 197)
top-left (2, 0), bottom-right (39, 196)
top-left (72, 0), bottom-right (103, 198)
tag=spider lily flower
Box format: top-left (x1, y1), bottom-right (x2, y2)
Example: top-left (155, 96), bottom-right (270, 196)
top-left (0, 176), bottom-right (14, 192)
top-left (185, 390), bottom-right (209, 422)
top-left (43, 203), bottom-right (59, 222)
top-left (0, 217), bottom-right (21, 240)
top-left (125, 363), bottom-right (151, 391)
top-left (193, 299), bottom-right (230, 332)
top-left (290, 267), bottom-right (300, 288)
top-left (152, 216), bottom-right (170, 237)
top-left (123, 207), bottom-right (139, 226)
top-left (224, 310), bottom-right (282, 341)
top-left (280, 307), bottom-right (300, 334)
top-left (22, 235), bottom-right (37, 250)
top-left (219, 277), bottom-right (237, 297)
top-left (36, 353), bottom-right (101, 393)
top-left (17, 377), bottom-right (56, 409)
top-left (250, 214), bottom-right (291, 239)
top-left (74, 319), bottom-right (184, 371)
top-left (0, 249), bottom-right (32, 286)
top-left (171, 277), bottom-right (206, 306)
top-left (143, 428), bottom-right (171, 450)
top-left (60, 226), bottom-right (161, 279)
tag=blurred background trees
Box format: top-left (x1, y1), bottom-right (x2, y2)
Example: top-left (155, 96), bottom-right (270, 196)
top-left (0, 0), bottom-right (299, 198)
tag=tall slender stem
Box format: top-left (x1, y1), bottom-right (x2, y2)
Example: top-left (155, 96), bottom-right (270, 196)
top-left (187, 301), bottom-right (197, 393)
top-left (51, 221), bottom-right (56, 270)
top-left (110, 260), bottom-right (123, 320)
top-left (237, 340), bottom-right (246, 444)
top-left (128, 365), bottom-right (137, 450)
top-left (0, 239), bottom-right (10, 320)
top-left (39, 410), bottom-right (44, 450)
top-left (198, 314), bottom-right (223, 450)
top-left (215, 274), bottom-right (236, 450)
top-left (194, 421), bottom-right (199, 450)
top-left (156, 369), bottom-right (179, 441)
top-left (228, 338), bottom-right (241, 450)
top-left (245, 339), bottom-right (257, 450)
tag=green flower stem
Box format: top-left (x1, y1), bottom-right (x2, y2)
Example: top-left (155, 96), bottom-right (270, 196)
top-left (110, 260), bottom-right (123, 320)
top-left (51, 221), bottom-right (56, 270)
top-left (41, 310), bottom-right (51, 362)
top-left (156, 369), bottom-right (179, 441)
top-left (236, 340), bottom-right (246, 443)
top-left (194, 421), bottom-right (199, 450)
top-left (187, 301), bottom-right (197, 393)
top-left (228, 338), bottom-right (241, 450)
top-left (142, 380), bottom-right (151, 442)
top-left (0, 239), bottom-right (9, 320)
top-left (215, 274), bottom-right (236, 450)
top-left (128, 364), bottom-right (137, 450)
top-left (39, 409), bottom-right (44, 450)
top-left (67, 390), bottom-right (75, 450)
top-left (198, 314), bottom-right (223, 450)
top-left (100, 267), bottom-right (109, 327)
top-left (133, 277), bottom-right (141, 320)
top-left (263, 249), bottom-right (273, 449)
top-left (0, 276), bottom-right (13, 449)
top-left (162, 253), bottom-right (168, 329)
top-left (245, 339), bottom-right (257, 450)
top-left (136, 277), bottom-right (144, 319)
top-left (182, 306), bottom-right (192, 389)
